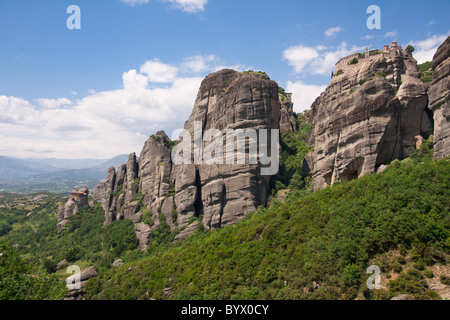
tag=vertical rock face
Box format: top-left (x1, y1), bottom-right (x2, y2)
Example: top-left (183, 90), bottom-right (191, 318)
top-left (92, 69), bottom-right (281, 246)
top-left (279, 93), bottom-right (296, 133)
top-left (93, 167), bottom-right (116, 225)
top-left (139, 131), bottom-right (172, 217)
top-left (308, 45), bottom-right (433, 190)
top-left (178, 69), bottom-right (280, 229)
top-left (429, 36), bottom-right (450, 160)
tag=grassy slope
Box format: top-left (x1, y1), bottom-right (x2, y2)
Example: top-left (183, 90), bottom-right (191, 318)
top-left (85, 157), bottom-right (450, 300)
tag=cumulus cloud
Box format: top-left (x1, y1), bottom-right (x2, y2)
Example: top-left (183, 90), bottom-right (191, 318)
top-left (411, 33), bottom-right (449, 63)
top-left (282, 45), bottom-right (319, 74)
top-left (0, 55), bottom-right (244, 159)
top-left (283, 42), bottom-right (365, 76)
top-left (140, 59), bottom-right (179, 83)
top-left (286, 81), bottom-right (327, 113)
top-left (36, 98), bottom-right (72, 109)
top-left (325, 26), bottom-right (343, 38)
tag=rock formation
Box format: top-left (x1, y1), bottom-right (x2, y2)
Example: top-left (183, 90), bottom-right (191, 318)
top-left (429, 36), bottom-right (450, 160)
top-left (307, 43), bottom-right (434, 190)
top-left (65, 266), bottom-right (98, 300)
top-left (93, 69), bottom-right (282, 248)
top-left (177, 69), bottom-right (280, 230)
top-left (89, 38), bottom-right (450, 245)
top-left (57, 187), bottom-right (90, 231)
top-left (279, 92), bottom-right (297, 133)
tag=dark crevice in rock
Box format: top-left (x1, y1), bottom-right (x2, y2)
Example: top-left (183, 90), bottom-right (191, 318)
top-left (421, 105), bottom-right (435, 138)
top-left (194, 168), bottom-right (203, 218)
top-left (218, 183), bottom-right (226, 229)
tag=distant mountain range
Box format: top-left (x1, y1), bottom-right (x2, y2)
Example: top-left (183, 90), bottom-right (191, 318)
top-left (0, 156), bottom-right (58, 179)
top-left (0, 154), bottom-right (129, 194)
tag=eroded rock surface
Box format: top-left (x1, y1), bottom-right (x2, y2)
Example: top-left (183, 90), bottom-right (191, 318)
top-left (429, 36), bottom-right (450, 160)
top-left (307, 45), bottom-right (433, 190)
top-left (92, 69), bottom-right (281, 246)
top-left (57, 187), bottom-right (90, 232)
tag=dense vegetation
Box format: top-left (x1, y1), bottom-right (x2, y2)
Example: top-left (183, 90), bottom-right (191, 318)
top-left (270, 112), bottom-right (313, 194)
top-left (83, 139), bottom-right (449, 300)
top-left (418, 61), bottom-right (433, 83)
top-left (0, 240), bottom-right (67, 300)
top-left (1, 119), bottom-right (448, 301)
top-left (0, 194), bottom-right (144, 299)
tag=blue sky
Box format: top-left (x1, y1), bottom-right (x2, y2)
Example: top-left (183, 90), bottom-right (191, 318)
top-left (0, 0), bottom-right (449, 159)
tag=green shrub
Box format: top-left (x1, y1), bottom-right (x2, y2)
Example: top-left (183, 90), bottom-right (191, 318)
top-left (406, 45), bottom-right (415, 54)
top-left (139, 210), bottom-right (153, 225)
top-left (397, 256), bottom-right (407, 265)
top-left (413, 261), bottom-right (426, 271)
top-left (423, 270), bottom-right (434, 278)
top-left (42, 259), bottom-right (57, 274)
top-left (425, 289), bottom-right (441, 300)
top-left (440, 275), bottom-right (450, 285)
top-left (171, 208), bottom-right (178, 225)
top-left (387, 268), bottom-right (435, 299)
top-left (65, 247), bottom-right (82, 263)
top-left (393, 262), bottom-right (403, 273)
top-left (0, 221), bottom-right (12, 236)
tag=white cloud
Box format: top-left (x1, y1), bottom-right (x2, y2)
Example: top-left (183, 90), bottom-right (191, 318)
top-left (384, 31), bottom-right (398, 38)
top-left (286, 80), bottom-right (327, 113)
top-left (0, 55), bottom-right (244, 159)
top-left (36, 98), bottom-right (72, 109)
top-left (282, 45), bottom-right (319, 73)
top-left (140, 59), bottom-right (179, 83)
top-left (212, 64), bottom-right (247, 73)
top-left (182, 55), bottom-right (218, 73)
top-left (120, 0), bottom-right (149, 6)
top-left (0, 96), bottom-right (36, 124)
top-left (180, 54), bottom-right (247, 73)
top-left (121, 0), bottom-right (207, 13)
top-left (362, 35), bottom-right (374, 40)
top-left (283, 42), bottom-right (365, 76)
top-left (411, 33), bottom-right (449, 63)
top-left (325, 26), bottom-right (343, 38)
top-left (164, 0), bottom-right (208, 13)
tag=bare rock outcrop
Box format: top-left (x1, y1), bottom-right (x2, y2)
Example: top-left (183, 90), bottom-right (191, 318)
top-left (93, 167), bottom-right (116, 225)
top-left (57, 187), bottom-right (90, 232)
top-left (139, 131), bottom-right (172, 216)
top-left (177, 69), bottom-right (280, 230)
top-left (279, 92), bottom-right (296, 133)
top-left (65, 266), bottom-right (98, 300)
top-left (429, 36), bottom-right (450, 160)
top-left (307, 44), bottom-right (433, 190)
top-left (93, 69), bottom-right (281, 246)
